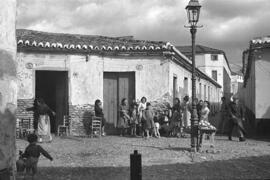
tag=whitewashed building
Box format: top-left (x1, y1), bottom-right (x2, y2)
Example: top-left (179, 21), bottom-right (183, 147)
top-left (177, 45), bottom-right (232, 101)
top-left (241, 36), bottom-right (270, 133)
top-left (231, 71), bottom-right (243, 95)
top-left (16, 29), bottom-right (221, 136)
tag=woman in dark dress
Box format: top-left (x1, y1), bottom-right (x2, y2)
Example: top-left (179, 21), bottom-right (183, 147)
top-left (118, 98), bottom-right (130, 136)
top-left (142, 102), bottom-right (154, 139)
top-left (27, 98), bottom-right (55, 143)
top-left (171, 98), bottom-right (183, 137)
top-left (94, 99), bottom-right (106, 136)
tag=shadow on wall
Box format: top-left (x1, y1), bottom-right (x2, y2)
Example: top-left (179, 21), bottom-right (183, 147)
top-left (15, 155), bottom-right (270, 180)
top-left (256, 106), bottom-right (270, 136)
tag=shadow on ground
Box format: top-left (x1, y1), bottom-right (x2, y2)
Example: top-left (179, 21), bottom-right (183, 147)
top-left (17, 155), bottom-right (270, 180)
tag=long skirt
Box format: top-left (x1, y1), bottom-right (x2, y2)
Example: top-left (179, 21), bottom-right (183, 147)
top-left (38, 115), bottom-right (52, 142)
top-left (183, 110), bottom-right (191, 127)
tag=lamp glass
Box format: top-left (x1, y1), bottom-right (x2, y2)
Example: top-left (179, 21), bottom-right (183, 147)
top-left (186, 0), bottom-right (201, 26)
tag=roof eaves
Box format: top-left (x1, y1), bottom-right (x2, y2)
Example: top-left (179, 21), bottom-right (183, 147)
top-left (16, 29), bottom-right (172, 54)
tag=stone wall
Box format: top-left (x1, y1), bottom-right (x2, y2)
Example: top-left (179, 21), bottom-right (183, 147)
top-left (69, 104), bottom-right (94, 136)
top-left (16, 99), bottom-right (34, 119)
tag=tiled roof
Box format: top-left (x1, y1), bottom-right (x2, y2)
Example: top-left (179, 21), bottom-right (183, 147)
top-left (16, 29), bottom-right (172, 52)
top-left (251, 36), bottom-right (270, 45)
top-left (176, 45), bottom-right (224, 56)
top-left (16, 29), bottom-right (222, 88)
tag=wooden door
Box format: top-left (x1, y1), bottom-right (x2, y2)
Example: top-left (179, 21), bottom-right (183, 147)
top-left (55, 72), bottom-right (68, 131)
top-left (103, 73), bottom-right (118, 127)
top-left (103, 72), bottom-right (135, 129)
top-left (118, 72), bottom-right (135, 109)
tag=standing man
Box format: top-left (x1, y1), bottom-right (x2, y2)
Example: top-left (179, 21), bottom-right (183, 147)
top-left (228, 96), bottom-right (246, 141)
top-left (219, 97), bottom-right (228, 134)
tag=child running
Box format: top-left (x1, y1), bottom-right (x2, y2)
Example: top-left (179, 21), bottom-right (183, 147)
top-left (20, 133), bottom-right (53, 179)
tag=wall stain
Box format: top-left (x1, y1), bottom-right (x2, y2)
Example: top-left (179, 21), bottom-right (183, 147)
top-left (0, 149), bottom-right (4, 160)
top-left (0, 50), bottom-right (16, 78)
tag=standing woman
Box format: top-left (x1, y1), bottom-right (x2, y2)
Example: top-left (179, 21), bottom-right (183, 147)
top-left (182, 96), bottom-right (192, 129)
top-left (118, 98), bottom-right (130, 136)
top-left (138, 97), bottom-right (147, 137)
top-left (27, 98), bottom-right (55, 143)
top-left (94, 99), bottom-right (106, 136)
top-left (200, 101), bottom-right (210, 122)
top-left (171, 98), bottom-right (183, 137)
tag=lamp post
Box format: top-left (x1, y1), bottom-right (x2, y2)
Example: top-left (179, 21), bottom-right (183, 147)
top-left (185, 0), bottom-right (201, 152)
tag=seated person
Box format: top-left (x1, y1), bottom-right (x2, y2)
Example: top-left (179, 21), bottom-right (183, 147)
top-left (159, 110), bottom-right (171, 136)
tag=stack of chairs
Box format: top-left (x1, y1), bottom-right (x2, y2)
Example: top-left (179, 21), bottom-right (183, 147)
top-left (16, 118), bottom-right (34, 138)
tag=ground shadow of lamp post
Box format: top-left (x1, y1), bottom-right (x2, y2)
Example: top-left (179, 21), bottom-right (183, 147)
top-left (185, 0), bottom-right (202, 152)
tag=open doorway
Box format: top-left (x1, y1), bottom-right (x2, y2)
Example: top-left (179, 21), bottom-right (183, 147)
top-left (35, 70), bottom-right (69, 134)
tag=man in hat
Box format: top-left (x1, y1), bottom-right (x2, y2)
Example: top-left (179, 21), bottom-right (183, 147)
top-left (228, 96), bottom-right (246, 141)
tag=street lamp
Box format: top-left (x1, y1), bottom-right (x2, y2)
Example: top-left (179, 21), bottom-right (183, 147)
top-left (185, 0), bottom-right (201, 152)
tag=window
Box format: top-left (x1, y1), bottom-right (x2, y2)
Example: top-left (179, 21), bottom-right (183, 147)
top-left (184, 77), bottom-right (188, 95)
top-left (204, 85), bottom-right (206, 100)
top-left (208, 86), bottom-right (210, 101)
top-left (211, 54), bottom-right (218, 61)
top-left (212, 70), bottom-right (217, 81)
top-left (199, 83), bottom-right (202, 100)
top-left (173, 76), bottom-right (177, 100)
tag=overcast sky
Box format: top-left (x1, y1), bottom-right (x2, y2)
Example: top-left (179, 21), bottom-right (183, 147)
top-left (17, 0), bottom-right (270, 72)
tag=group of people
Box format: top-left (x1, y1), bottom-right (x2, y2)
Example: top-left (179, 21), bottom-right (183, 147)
top-left (93, 95), bottom-right (213, 139)
top-left (26, 94), bottom-right (246, 143)
top-left (17, 95), bottom-right (246, 178)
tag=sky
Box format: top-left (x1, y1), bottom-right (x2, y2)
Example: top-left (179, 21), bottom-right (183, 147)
top-left (17, 0), bottom-right (270, 72)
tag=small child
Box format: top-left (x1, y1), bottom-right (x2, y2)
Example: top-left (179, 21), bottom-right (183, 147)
top-left (130, 104), bottom-right (138, 137)
top-left (19, 133), bottom-right (53, 178)
top-left (142, 102), bottom-right (154, 139)
top-left (159, 110), bottom-right (169, 136)
top-left (153, 112), bottom-right (161, 138)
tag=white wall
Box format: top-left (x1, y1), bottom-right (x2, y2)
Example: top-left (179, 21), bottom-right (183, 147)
top-left (169, 60), bottom-right (220, 111)
top-left (255, 49), bottom-right (270, 119)
top-left (196, 53), bottom-right (231, 99)
top-left (17, 52), bottom-right (170, 105)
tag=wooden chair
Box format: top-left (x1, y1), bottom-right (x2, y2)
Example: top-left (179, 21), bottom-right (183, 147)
top-left (16, 119), bottom-right (21, 138)
top-left (90, 116), bottom-right (102, 138)
top-left (57, 115), bottom-right (71, 136)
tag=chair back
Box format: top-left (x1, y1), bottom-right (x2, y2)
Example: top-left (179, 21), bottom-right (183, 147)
top-left (63, 115), bottom-right (71, 127)
top-left (21, 118), bottom-right (31, 130)
top-left (92, 117), bottom-right (102, 125)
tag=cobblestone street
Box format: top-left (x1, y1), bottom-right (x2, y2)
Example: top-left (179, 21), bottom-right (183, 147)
top-left (16, 135), bottom-right (270, 180)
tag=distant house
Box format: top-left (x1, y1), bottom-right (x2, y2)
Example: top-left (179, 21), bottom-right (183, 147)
top-left (231, 71), bottom-right (243, 95)
top-left (16, 29), bottom-right (221, 136)
top-left (241, 36), bottom-right (270, 132)
top-left (176, 45), bottom-right (232, 101)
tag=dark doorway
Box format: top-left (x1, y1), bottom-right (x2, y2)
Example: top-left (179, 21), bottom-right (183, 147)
top-left (35, 71), bottom-right (69, 133)
top-left (103, 72), bottom-right (135, 132)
